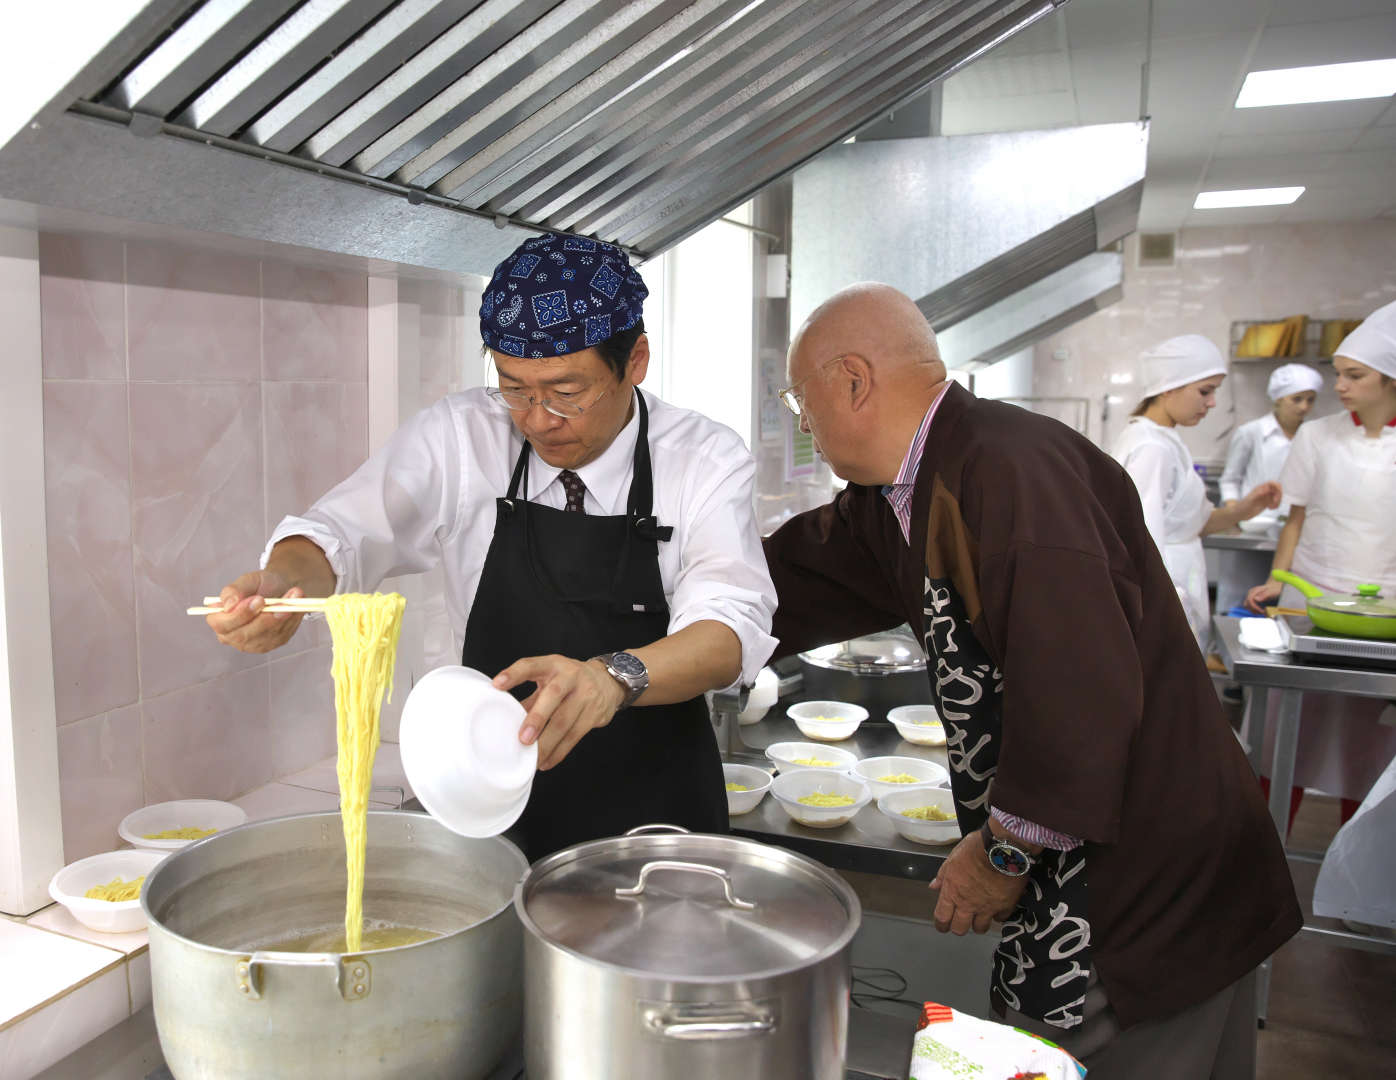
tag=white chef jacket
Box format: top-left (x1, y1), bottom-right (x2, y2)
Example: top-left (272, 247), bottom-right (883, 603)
top-left (1219, 413), bottom-right (1296, 511)
top-left (265, 387), bottom-right (778, 684)
top-left (1112, 417), bottom-right (1214, 648)
top-left (1281, 410), bottom-right (1396, 595)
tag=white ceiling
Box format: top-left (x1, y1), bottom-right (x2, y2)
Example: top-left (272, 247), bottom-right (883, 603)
top-left (936, 0), bottom-right (1396, 229)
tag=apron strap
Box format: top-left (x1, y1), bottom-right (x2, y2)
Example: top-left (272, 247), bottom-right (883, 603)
top-left (627, 392), bottom-right (673, 542)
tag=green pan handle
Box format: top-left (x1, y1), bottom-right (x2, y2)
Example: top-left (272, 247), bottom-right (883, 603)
top-left (1272, 569), bottom-right (1323, 599)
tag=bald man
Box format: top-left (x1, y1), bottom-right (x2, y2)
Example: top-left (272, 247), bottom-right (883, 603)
top-left (763, 284), bottom-right (1299, 1077)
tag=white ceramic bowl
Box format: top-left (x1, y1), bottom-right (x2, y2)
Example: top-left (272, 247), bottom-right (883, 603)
top-left (763, 740), bottom-right (858, 775)
top-left (399, 665), bottom-right (538, 838)
top-left (737, 667), bottom-right (781, 725)
top-left (118, 800), bottom-right (247, 852)
top-left (853, 755), bottom-right (950, 799)
top-left (770, 770), bottom-right (871, 829)
top-left (49, 849), bottom-right (168, 934)
top-left (886, 704), bottom-right (946, 746)
top-left (877, 787), bottom-right (961, 846)
top-left (787, 700), bottom-right (868, 741)
top-left (722, 763), bottom-right (773, 816)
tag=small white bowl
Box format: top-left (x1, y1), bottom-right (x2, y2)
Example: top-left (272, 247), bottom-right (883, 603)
top-left (853, 755), bottom-right (950, 799)
top-left (49, 849), bottom-right (169, 934)
top-left (787, 700), bottom-right (868, 741)
top-left (399, 665), bottom-right (538, 838)
top-left (737, 667), bottom-right (781, 725)
top-left (770, 770), bottom-right (871, 829)
top-left (722, 763), bottom-right (773, 816)
top-left (119, 799), bottom-right (247, 852)
top-left (877, 788), bottom-right (961, 846)
top-left (886, 704), bottom-right (946, 746)
top-left (764, 741), bottom-right (859, 774)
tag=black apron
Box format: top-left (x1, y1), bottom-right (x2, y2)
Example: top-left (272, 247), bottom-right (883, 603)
top-left (461, 391), bottom-right (728, 861)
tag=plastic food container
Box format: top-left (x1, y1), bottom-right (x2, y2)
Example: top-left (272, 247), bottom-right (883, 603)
top-left (770, 770), bottom-right (871, 829)
top-left (853, 755), bottom-right (949, 799)
top-left (737, 667), bottom-right (781, 725)
top-left (764, 741), bottom-right (859, 775)
top-left (877, 787), bottom-right (961, 846)
top-left (787, 700), bottom-right (868, 741)
top-left (49, 849), bottom-right (169, 933)
top-left (722, 763), bottom-right (773, 816)
top-left (119, 800), bottom-right (248, 852)
top-left (887, 704), bottom-right (946, 746)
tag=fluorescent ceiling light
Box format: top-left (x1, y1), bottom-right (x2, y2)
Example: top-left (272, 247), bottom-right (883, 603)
top-left (1194, 187), bottom-right (1305, 210)
top-left (1236, 59), bottom-right (1396, 108)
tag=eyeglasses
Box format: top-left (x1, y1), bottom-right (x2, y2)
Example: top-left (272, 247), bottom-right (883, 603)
top-left (485, 385), bottom-right (610, 418)
top-left (777, 355), bottom-right (847, 416)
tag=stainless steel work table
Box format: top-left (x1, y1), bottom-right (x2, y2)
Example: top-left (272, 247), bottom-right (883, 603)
top-left (719, 706), bottom-right (953, 882)
top-left (1211, 615), bottom-right (1396, 1023)
top-left (1201, 530), bottom-right (1278, 554)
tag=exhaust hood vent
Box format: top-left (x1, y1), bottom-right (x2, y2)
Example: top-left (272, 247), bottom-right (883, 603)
top-left (790, 121), bottom-right (1148, 363)
top-left (1137, 231), bottom-right (1177, 268)
top-left (1, 0), bottom-right (1067, 276)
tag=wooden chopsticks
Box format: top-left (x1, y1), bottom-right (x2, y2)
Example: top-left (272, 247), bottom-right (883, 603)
top-left (187, 596), bottom-right (329, 615)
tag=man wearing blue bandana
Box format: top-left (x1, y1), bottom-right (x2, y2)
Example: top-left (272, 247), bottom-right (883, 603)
top-left (206, 233), bottom-right (777, 858)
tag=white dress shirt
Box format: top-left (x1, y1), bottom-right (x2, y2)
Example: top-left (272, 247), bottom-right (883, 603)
top-left (1219, 413), bottom-right (1295, 509)
top-left (265, 388), bottom-right (778, 684)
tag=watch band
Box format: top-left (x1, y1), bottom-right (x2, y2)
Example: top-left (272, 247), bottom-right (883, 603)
top-left (593, 651), bottom-right (648, 708)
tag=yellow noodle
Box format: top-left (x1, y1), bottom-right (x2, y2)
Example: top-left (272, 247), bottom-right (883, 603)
top-left (725, 782), bottom-right (749, 792)
top-left (141, 826), bottom-right (217, 840)
top-left (325, 592), bottom-right (406, 953)
top-left (876, 773), bottom-right (922, 784)
top-left (901, 805), bottom-right (954, 822)
top-left (84, 875), bottom-right (145, 902)
top-left (792, 757), bottom-right (837, 766)
top-left (797, 793), bottom-right (856, 807)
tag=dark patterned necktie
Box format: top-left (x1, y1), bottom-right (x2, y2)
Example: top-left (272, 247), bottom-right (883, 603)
top-left (559, 469), bottom-right (587, 513)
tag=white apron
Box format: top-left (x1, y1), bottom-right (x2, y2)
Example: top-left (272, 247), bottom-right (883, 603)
top-left (1113, 418), bottom-right (1214, 650)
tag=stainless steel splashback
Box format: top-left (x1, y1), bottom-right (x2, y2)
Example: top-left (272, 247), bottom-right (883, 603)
top-left (789, 121), bottom-right (1146, 357)
top-left (0, 0), bottom-right (1066, 276)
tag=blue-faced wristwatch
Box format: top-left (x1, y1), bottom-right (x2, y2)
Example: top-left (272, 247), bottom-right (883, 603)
top-left (593, 651), bottom-right (648, 708)
top-left (979, 820), bottom-right (1034, 877)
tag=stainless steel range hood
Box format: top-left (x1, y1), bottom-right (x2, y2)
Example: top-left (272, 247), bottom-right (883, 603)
top-left (790, 121), bottom-right (1147, 367)
top-left (0, 0), bottom-right (1067, 277)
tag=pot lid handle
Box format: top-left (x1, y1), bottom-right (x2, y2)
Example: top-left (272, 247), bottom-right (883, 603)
top-left (614, 859), bottom-right (756, 911)
top-left (1357, 584), bottom-right (1382, 598)
top-left (623, 823), bottom-right (690, 836)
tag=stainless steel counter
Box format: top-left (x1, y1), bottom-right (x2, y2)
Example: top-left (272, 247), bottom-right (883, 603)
top-left (1201, 529), bottom-right (1278, 553)
top-left (721, 707), bottom-right (953, 881)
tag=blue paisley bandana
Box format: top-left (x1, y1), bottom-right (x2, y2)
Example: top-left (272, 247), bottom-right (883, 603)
top-left (479, 233), bottom-right (648, 359)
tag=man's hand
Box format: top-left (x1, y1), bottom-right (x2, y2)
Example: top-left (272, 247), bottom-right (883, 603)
top-left (493, 656), bottom-right (626, 770)
top-left (929, 832), bottom-right (1031, 935)
top-left (1239, 481), bottom-right (1283, 519)
top-left (1245, 578), bottom-right (1284, 614)
top-left (206, 571), bottom-right (307, 654)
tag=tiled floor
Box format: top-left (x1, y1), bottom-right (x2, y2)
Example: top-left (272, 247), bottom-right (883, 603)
top-left (841, 792), bottom-right (1396, 1078)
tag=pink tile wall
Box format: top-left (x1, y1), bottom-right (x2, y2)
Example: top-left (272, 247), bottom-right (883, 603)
top-left (1033, 222), bottom-right (1396, 461)
top-left (40, 233), bottom-right (377, 856)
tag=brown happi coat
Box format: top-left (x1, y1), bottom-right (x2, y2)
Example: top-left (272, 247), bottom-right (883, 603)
top-left (763, 383), bottom-right (1300, 1029)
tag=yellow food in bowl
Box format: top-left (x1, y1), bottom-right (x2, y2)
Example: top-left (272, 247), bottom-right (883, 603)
top-left (901, 805), bottom-right (954, 821)
top-left (876, 773), bottom-right (921, 784)
top-left (808, 715), bottom-right (849, 723)
top-left (792, 757), bottom-right (837, 766)
top-left (912, 718), bottom-right (942, 726)
top-left (797, 793), bottom-right (856, 807)
top-left (84, 875), bottom-right (145, 902)
top-left (725, 782), bottom-right (749, 792)
top-left (141, 826), bottom-right (217, 840)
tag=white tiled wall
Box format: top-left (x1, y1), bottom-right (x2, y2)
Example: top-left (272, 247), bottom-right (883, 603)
top-left (1033, 221), bottom-right (1396, 462)
top-left (40, 233), bottom-right (481, 861)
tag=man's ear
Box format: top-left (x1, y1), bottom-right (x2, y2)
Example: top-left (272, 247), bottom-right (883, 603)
top-left (626, 333), bottom-right (650, 386)
top-left (843, 353), bottom-right (873, 411)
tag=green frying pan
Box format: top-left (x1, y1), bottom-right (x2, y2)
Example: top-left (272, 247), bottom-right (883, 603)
top-left (1272, 570), bottom-right (1396, 641)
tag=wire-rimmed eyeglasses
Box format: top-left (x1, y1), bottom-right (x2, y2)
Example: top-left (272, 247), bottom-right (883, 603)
top-left (485, 385), bottom-right (610, 419)
top-left (777, 355), bottom-right (846, 416)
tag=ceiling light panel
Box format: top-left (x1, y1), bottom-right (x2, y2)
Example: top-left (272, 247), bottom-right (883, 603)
top-left (1194, 186), bottom-right (1305, 209)
top-left (1236, 58), bottom-right (1396, 108)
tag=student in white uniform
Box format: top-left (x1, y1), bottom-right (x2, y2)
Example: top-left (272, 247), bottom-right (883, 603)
top-left (1246, 301), bottom-right (1396, 830)
top-left (1213, 363), bottom-right (1324, 613)
top-left (1112, 334), bottom-right (1281, 650)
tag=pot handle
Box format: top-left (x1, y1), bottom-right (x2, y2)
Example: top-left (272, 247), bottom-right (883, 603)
top-left (615, 860), bottom-right (756, 911)
top-left (1272, 569), bottom-right (1322, 599)
top-left (642, 1001), bottom-right (777, 1040)
top-left (235, 952), bottom-right (372, 1003)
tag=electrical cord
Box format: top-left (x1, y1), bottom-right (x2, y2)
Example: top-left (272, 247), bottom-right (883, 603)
top-left (850, 964), bottom-right (925, 1012)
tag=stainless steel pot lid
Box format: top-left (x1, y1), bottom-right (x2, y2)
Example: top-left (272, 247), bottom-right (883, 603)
top-left (798, 625), bottom-right (926, 674)
top-left (516, 831), bottom-right (859, 979)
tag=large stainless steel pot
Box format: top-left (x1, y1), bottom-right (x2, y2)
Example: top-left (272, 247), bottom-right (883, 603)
top-left (143, 811), bottom-right (526, 1079)
top-left (516, 827), bottom-right (860, 1079)
top-left (798, 625), bottom-right (933, 719)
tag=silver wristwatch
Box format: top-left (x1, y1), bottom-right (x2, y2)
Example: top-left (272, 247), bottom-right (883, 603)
top-left (593, 651), bottom-right (648, 708)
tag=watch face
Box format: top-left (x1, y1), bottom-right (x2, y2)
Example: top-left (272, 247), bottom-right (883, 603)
top-left (609, 652), bottom-right (646, 678)
top-left (988, 842), bottom-right (1032, 877)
